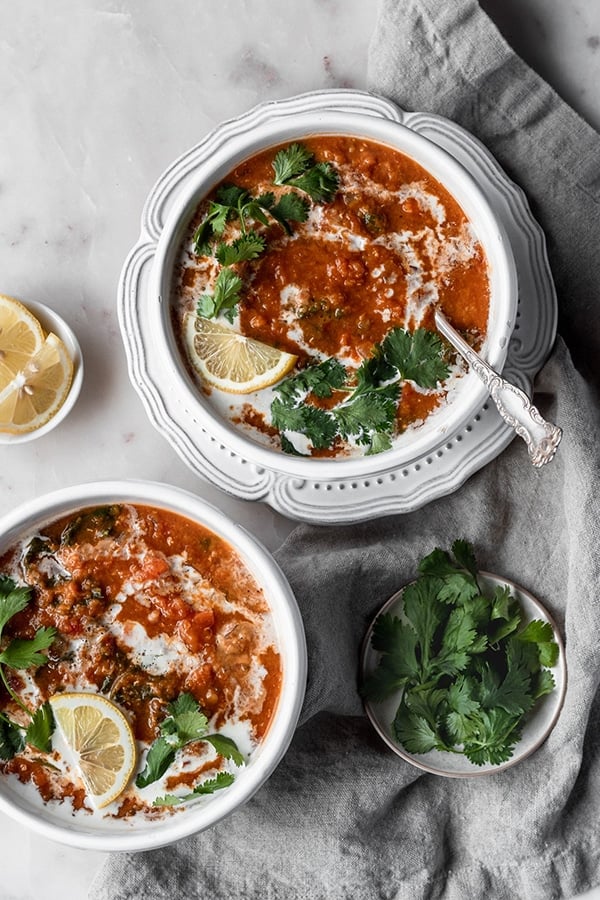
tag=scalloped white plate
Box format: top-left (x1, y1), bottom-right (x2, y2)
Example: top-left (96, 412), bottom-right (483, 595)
top-left (119, 89), bottom-right (557, 524)
top-left (361, 572), bottom-right (567, 777)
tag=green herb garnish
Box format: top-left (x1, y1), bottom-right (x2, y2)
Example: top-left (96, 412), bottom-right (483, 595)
top-left (272, 143), bottom-right (340, 202)
top-left (197, 268), bottom-right (243, 323)
top-left (154, 772), bottom-right (235, 807)
top-left (0, 576), bottom-right (56, 757)
top-left (272, 327), bottom-right (449, 455)
top-left (136, 693), bottom-right (244, 803)
top-left (361, 541), bottom-right (559, 766)
top-left (192, 143), bottom-right (338, 323)
top-left (215, 233), bottom-right (266, 267)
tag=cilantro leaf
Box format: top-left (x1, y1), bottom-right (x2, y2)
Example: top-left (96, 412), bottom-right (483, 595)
top-left (447, 675), bottom-right (479, 717)
top-left (135, 736), bottom-right (176, 788)
top-left (272, 143), bottom-right (314, 183)
top-left (215, 233), bottom-right (266, 266)
top-left (462, 708), bottom-right (522, 766)
top-left (334, 384), bottom-right (398, 443)
top-left (0, 714), bottom-right (25, 760)
top-left (193, 202), bottom-right (232, 255)
top-left (381, 327), bottom-right (449, 388)
top-left (404, 687), bottom-right (448, 730)
top-left (267, 192), bottom-right (310, 232)
top-left (0, 578), bottom-right (31, 633)
top-left (204, 734), bottom-right (245, 766)
top-left (478, 659), bottom-right (533, 717)
top-left (279, 433), bottom-right (307, 456)
top-left (532, 668), bottom-right (556, 700)
top-left (165, 693), bottom-right (198, 717)
top-left (25, 701), bottom-right (55, 753)
top-left (371, 614), bottom-right (420, 678)
top-left (361, 614), bottom-right (420, 702)
top-left (0, 627), bottom-right (57, 670)
top-left (489, 586), bottom-right (522, 643)
top-left (271, 398), bottom-right (338, 451)
top-left (401, 577), bottom-right (444, 674)
top-left (285, 163), bottom-right (340, 203)
top-left (0, 577), bottom-right (56, 745)
top-left (418, 544), bottom-right (479, 603)
top-left (517, 619), bottom-right (560, 668)
top-left (159, 693), bottom-right (209, 744)
top-left (355, 352), bottom-right (396, 391)
top-left (274, 358), bottom-right (347, 404)
top-left (366, 431), bottom-right (393, 455)
top-left (392, 700), bottom-right (440, 755)
top-left (197, 268), bottom-right (243, 322)
top-left (272, 144), bottom-right (339, 202)
top-left (153, 772), bottom-right (236, 807)
top-left (451, 539), bottom-right (479, 578)
top-left (216, 183), bottom-right (249, 209)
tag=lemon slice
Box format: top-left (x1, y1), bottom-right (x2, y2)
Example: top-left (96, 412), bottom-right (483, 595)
top-left (0, 293), bottom-right (45, 391)
top-left (0, 331), bottom-right (74, 434)
top-left (184, 312), bottom-right (297, 394)
top-left (49, 692), bottom-right (137, 809)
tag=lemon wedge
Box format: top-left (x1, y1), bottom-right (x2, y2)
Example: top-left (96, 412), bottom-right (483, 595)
top-left (0, 293), bottom-right (45, 391)
top-left (184, 312), bottom-right (297, 394)
top-left (0, 331), bottom-right (74, 434)
top-left (50, 692), bottom-right (137, 809)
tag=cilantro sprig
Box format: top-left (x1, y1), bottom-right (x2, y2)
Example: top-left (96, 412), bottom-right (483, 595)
top-left (361, 541), bottom-right (559, 766)
top-left (0, 576), bottom-right (56, 759)
top-left (154, 771), bottom-right (235, 807)
top-left (271, 327), bottom-right (449, 455)
top-left (192, 143), bottom-right (339, 323)
top-left (135, 692), bottom-right (244, 806)
top-left (197, 268), bottom-right (243, 322)
top-left (272, 143), bottom-right (340, 202)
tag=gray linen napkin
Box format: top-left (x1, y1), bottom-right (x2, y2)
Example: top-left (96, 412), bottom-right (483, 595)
top-left (91, 1), bottom-right (600, 898)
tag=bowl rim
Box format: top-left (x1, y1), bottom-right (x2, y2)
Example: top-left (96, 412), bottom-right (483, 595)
top-left (0, 479), bottom-right (307, 851)
top-left (149, 107), bottom-right (518, 478)
top-left (0, 298), bottom-right (84, 445)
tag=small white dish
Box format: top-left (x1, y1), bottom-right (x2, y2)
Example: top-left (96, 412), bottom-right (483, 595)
top-left (361, 572), bottom-right (566, 777)
top-left (0, 298), bottom-right (83, 444)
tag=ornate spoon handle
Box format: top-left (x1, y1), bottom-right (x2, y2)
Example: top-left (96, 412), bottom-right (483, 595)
top-left (434, 310), bottom-right (562, 468)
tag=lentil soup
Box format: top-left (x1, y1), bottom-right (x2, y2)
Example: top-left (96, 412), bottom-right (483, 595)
top-left (171, 134), bottom-right (491, 458)
top-left (0, 503), bottom-right (281, 820)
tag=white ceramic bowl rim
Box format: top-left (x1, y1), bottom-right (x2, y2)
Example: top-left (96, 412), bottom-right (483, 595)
top-left (150, 106), bottom-right (518, 478)
top-left (0, 479), bottom-right (307, 852)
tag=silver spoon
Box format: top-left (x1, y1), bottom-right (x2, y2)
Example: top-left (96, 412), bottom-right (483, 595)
top-left (434, 309), bottom-right (562, 468)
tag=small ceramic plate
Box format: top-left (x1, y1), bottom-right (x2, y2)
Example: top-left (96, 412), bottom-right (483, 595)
top-left (361, 572), bottom-right (567, 777)
top-left (0, 299), bottom-right (83, 444)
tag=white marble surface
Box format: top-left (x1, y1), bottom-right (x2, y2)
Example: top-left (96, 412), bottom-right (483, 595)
top-left (0, 1), bottom-right (599, 897)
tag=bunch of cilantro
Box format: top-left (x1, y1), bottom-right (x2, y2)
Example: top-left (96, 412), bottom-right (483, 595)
top-left (361, 540), bottom-right (559, 766)
top-left (272, 327), bottom-right (449, 455)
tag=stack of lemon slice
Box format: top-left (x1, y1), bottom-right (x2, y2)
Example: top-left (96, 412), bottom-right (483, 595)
top-left (0, 294), bottom-right (74, 434)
